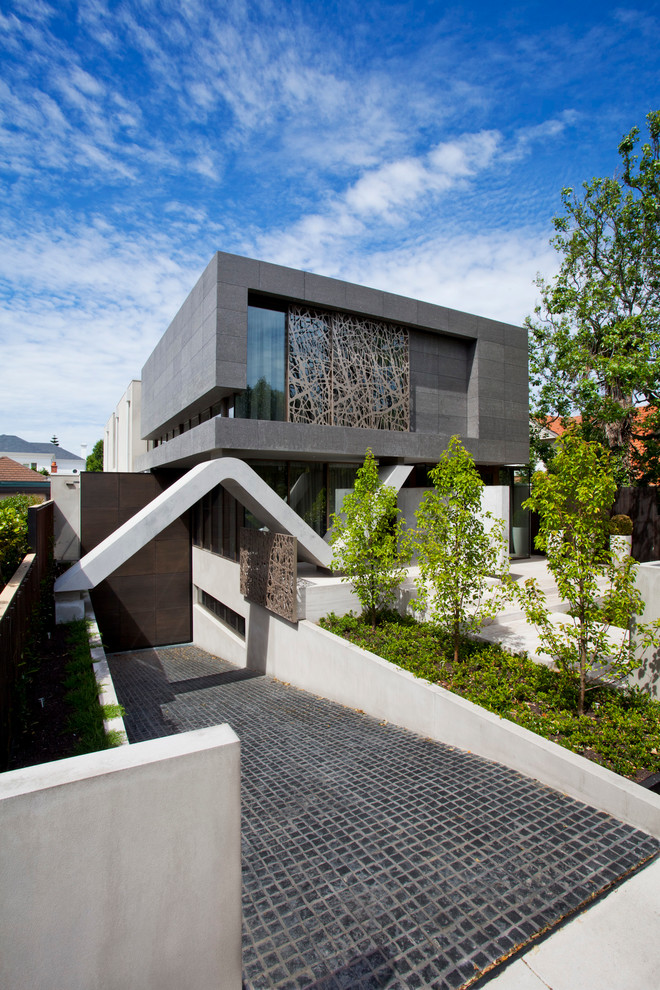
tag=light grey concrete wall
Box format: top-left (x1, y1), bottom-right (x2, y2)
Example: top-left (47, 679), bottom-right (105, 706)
top-left (190, 556), bottom-right (660, 837)
top-left (255, 616), bottom-right (660, 837)
top-left (633, 561), bottom-right (660, 698)
top-left (482, 485), bottom-right (510, 571)
top-left (193, 549), bottom-right (249, 666)
top-left (0, 725), bottom-right (242, 990)
top-left (51, 475), bottom-right (81, 561)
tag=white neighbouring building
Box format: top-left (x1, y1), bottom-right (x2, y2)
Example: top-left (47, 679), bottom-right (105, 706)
top-left (0, 435), bottom-right (85, 476)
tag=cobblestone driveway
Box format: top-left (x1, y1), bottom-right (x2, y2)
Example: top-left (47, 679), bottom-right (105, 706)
top-left (108, 645), bottom-right (658, 990)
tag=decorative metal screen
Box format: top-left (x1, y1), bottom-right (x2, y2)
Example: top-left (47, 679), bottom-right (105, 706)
top-left (240, 528), bottom-right (298, 623)
top-left (288, 305), bottom-right (409, 431)
top-left (288, 306), bottom-right (332, 425)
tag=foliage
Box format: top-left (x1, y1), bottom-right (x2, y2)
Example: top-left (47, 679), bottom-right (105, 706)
top-left (320, 612), bottom-right (660, 781)
top-left (63, 621), bottom-right (124, 753)
top-left (529, 416), bottom-right (558, 472)
top-left (527, 110), bottom-right (660, 484)
top-left (330, 449), bottom-right (410, 629)
top-left (518, 434), bottom-right (659, 714)
top-left (50, 436), bottom-right (59, 446)
top-left (609, 514), bottom-right (633, 536)
top-left (0, 494), bottom-right (41, 586)
top-left (86, 439), bottom-right (104, 472)
top-left (413, 436), bottom-right (508, 662)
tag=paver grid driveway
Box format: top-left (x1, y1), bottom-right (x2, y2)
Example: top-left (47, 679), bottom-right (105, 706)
top-left (108, 645), bottom-right (658, 990)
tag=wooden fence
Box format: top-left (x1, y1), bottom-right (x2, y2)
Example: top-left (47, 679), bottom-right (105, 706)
top-left (0, 501), bottom-right (54, 769)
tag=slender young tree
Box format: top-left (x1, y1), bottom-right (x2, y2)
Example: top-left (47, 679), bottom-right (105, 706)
top-left (330, 449), bottom-right (410, 629)
top-left (414, 437), bottom-right (507, 662)
top-left (528, 110), bottom-right (660, 482)
top-left (518, 434), bottom-right (658, 714)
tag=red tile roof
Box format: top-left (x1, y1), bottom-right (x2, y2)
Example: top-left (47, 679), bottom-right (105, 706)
top-left (542, 409), bottom-right (658, 481)
top-left (0, 456), bottom-right (47, 482)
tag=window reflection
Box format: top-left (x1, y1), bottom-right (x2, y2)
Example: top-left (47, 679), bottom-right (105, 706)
top-left (235, 306), bottom-right (286, 420)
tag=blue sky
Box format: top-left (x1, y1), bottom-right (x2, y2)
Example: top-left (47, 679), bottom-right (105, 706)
top-left (1, 0), bottom-right (659, 455)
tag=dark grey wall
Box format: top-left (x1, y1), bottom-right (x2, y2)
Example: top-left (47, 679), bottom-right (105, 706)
top-left (139, 251), bottom-right (529, 468)
top-left (409, 331), bottom-right (470, 437)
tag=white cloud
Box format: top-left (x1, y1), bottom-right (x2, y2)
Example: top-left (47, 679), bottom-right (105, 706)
top-left (0, 220), bottom-right (206, 451)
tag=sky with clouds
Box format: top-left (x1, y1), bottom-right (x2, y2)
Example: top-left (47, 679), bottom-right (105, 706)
top-left (1, 0), bottom-right (659, 455)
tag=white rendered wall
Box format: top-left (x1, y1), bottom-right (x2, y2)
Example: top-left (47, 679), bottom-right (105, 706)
top-left (634, 561), bottom-right (660, 699)
top-left (104, 379), bottom-right (148, 472)
top-left (193, 549), bottom-right (250, 666)
top-left (51, 475), bottom-right (81, 561)
top-left (399, 486), bottom-right (510, 567)
top-left (0, 726), bottom-right (242, 990)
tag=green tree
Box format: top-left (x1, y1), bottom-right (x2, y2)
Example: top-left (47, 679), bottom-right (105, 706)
top-left (0, 495), bottom-right (41, 587)
top-left (414, 436), bottom-right (508, 662)
top-left (330, 449), bottom-right (410, 629)
top-left (50, 435), bottom-right (59, 446)
top-left (517, 434), bottom-right (658, 714)
top-left (527, 110), bottom-right (660, 483)
top-left (86, 439), bottom-right (103, 472)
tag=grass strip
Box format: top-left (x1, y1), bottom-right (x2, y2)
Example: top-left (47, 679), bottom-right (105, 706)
top-left (63, 620), bottom-right (124, 755)
top-left (320, 611), bottom-right (660, 781)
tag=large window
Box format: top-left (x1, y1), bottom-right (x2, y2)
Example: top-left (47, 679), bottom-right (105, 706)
top-left (234, 305), bottom-right (286, 421)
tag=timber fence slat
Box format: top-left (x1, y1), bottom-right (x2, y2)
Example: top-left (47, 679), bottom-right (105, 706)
top-left (0, 501), bottom-right (54, 769)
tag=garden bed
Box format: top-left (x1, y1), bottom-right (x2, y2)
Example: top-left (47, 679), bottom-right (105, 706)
top-left (320, 612), bottom-right (660, 783)
top-left (8, 619), bottom-right (123, 771)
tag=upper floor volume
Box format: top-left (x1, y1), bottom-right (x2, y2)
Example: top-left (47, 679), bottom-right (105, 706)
top-left (135, 251), bottom-right (529, 473)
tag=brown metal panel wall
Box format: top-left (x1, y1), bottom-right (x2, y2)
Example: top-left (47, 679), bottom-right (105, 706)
top-left (80, 472), bottom-right (191, 651)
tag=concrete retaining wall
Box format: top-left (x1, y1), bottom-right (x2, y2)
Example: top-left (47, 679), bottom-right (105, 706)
top-left (634, 561), bottom-right (660, 698)
top-left (191, 550), bottom-right (660, 838)
top-left (0, 725), bottom-right (242, 990)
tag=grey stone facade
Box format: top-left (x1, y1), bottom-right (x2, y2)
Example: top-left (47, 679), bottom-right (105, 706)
top-left (138, 251), bottom-right (528, 471)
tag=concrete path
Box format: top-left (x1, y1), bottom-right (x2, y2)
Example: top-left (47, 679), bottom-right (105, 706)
top-left (487, 856), bottom-right (660, 989)
top-left (108, 644), bottom-right (658, 990)
top-left (476, 556), bottom-right (623, 663)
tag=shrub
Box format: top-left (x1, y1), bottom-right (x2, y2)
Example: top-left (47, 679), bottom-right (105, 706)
top-left (609, 514), bottom-right (633, 535)
top-left (0, 495), bottom-right (41, 586)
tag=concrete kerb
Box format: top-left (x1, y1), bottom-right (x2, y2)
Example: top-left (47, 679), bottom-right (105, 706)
top-left (84, 592), bottom-right (128, 746)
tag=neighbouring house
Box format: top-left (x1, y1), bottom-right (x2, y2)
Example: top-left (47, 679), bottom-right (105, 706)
top-left (541, 409), bottom-right (660, 483)
top-left (0, 457), bottom-right (50, 499)
top-left (0, 435), bottom-right (85, 476)
top-left (103, 380), bottom-right (148, 472)
top-left (54, 251), bottom-right (529, 651)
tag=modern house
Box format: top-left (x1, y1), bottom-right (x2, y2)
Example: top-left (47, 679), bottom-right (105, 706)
top-left (55, 251), bottom-right (529, 652)
top-left (0, 435), bottom-right (85, 476)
